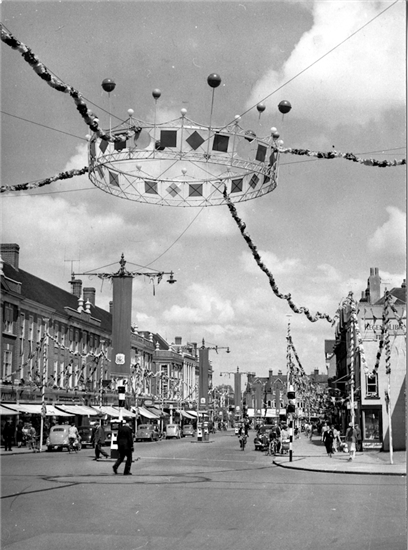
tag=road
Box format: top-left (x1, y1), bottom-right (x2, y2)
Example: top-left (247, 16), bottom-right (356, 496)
top-left (1, 430), bottom-right (406, 550)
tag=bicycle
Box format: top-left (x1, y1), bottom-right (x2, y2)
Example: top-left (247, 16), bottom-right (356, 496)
top-left (68, 437), bottom-right (82, 453)
top-left (239, 435), bottom-right (247, 450)
top-left (265, 438), bottom-right (278, 456)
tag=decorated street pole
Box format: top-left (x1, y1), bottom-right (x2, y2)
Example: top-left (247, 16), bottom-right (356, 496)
top-left (383, 292), bottom-right (394, 465)
top-left (73, 254), bottom-right (176, 392)
top-left (40, 318), bottom-right (49, 452)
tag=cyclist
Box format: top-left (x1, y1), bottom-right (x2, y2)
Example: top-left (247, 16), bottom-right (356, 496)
top-left (238, 425), bottom-right (247, 450)
top-left (68, 423), bottom-right (80, 453)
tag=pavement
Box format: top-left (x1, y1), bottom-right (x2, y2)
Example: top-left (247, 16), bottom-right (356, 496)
top-left (271, 433), bottom-right (406, 476)
top-left (1, 434), bottom-right (406, 476)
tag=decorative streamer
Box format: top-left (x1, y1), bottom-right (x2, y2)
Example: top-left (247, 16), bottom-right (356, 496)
top-left (0, 24), bottom-right (140, 143)
top-left (277, 146), bottom-right (405, 168)
top-left (223, 187), bottom-right (334, 323)
top-left (0, 167), bottom-right (88, 194)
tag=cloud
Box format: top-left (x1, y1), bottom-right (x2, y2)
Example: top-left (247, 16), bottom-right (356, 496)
top-left (162, 283), bottom-right (235, 325)
top-left (368, 206), bottom-right (406, 256)
top-left (247, 1), bottom-right (405, 127)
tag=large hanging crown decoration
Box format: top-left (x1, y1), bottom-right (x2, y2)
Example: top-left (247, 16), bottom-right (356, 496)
top-left (1, 24), bottom-right (405, 327)
top-left (89, 75), bottom-right (286, 207)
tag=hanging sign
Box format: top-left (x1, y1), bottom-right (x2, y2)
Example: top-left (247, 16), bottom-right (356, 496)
top-left (115, 353), bottom-right (125, 365)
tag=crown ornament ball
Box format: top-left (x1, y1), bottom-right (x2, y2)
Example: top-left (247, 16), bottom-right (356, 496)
top-left (88, 75), bottom-right (289, 207)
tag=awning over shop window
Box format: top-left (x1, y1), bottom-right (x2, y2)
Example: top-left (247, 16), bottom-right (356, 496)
top-left (5, 403), bottom-right (74, 416)
top-left (185, 410), bottom-right (197, 417)
top-left (96, 406), bottom-right (135, 418)
top-left (147, 407), bottom-right (169, 417)
top-left (0, 404), bottom-right (19, 415)
top-left (180, 410), bottom-right (196, 420)
top-left (136, 406), bottom-right (159, 420)
top-left (54, 404), bottom-right (98, 416)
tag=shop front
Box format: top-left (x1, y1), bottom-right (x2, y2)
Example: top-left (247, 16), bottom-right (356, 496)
top-left (361, 405), bottom-right (382, 450)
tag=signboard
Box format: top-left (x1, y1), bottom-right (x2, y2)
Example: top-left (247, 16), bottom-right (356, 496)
top-left (200, 397), bottom-right (206, 404)
top-left (115, 353), bottom-right (125, 365)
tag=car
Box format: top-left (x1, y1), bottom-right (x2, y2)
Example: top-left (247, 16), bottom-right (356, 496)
top-left (181, 425), bottom-right (195, 437)
top-left (78, 426), bottom-right (95, 448)
top-left (135, 424), bottom-right (160, 442)
top-left (46, 425), bottom-right (81, 452)
top-left (165, 424), bottom-right (181, 439)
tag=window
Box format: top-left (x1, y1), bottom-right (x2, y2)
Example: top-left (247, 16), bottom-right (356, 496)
top-left (366, 372), bottom-right (379, 398)
top-left (3, 305), bottom-right (14, 333)
top-left (2, 345), bottom-right (12, 380)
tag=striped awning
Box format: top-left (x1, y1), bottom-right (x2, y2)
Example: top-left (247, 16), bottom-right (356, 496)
top-left (97, 406), bottom-right (135, 418)
top-left (136, 406), bottom-right (159, 420)
top-left (180, 410), bottom-right (196, 420)
top-left (3, 403), bottom-right (74, 416)
top-left (0, 404), bottom-right (19, 415)
top-left (54, 404), bottom-right (98, 416)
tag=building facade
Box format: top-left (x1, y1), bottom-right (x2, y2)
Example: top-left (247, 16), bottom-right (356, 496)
top-left (332, 268), bottom-right (406, 451)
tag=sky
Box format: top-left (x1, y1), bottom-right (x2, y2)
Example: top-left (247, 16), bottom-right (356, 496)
top-left (1, 0), bottom-right (406, 388)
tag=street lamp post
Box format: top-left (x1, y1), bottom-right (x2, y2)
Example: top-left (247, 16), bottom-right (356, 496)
top-left (73, 253), bottom-right (176, 388)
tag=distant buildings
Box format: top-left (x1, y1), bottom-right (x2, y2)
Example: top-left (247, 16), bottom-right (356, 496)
top-left (243, 368), bottom-right (328, 424)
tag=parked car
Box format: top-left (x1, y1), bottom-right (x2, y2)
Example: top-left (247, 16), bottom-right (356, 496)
top-left (181, 425), bottom-right (195, 437)
top-left (78, 426), bottom-right (95, 448)
top-left (165, 424), bottom-right (181, 439)
top-left (46, 425), bottom-right (75, 452)
top-left (135, 424), bottom-right (160, 442)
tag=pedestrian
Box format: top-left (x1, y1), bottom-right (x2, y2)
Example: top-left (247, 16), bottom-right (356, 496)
top-left (332, 425), bottom-right (341, 453)
top-left (16, 421), bottom-right (24, 448)
top-left (2, 418), bottom-right (14, 451)
top-left (323, 425), bottom-right (335, 457)
top-left (113, 419), bottom-right (134, 476)
top-left (93, 420), bottom-right (109, 460)
top-left (355, 424), bottom-right (362, 452)
top-left (320, 422), bottom-right (328, 441)
top-left (345, 422), bottom-right (358, 461)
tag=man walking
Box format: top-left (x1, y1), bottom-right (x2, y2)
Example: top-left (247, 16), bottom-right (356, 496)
top-left (93, 420), bottom-right (109, 460)
top-left (113, 419), bottom-right (134, 476)
top-left (3, 418), bottom-right (14, 451)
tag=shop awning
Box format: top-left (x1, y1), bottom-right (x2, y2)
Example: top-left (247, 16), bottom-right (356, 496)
top-left (185, 410), bottom-right (197, 417)
top-left (147, 407), bottom-right (169, 417)
top-left (96, 406), bottom-right (135, 418)
top-left (180, 410), bottom-right (196, 420)
top-left (136, 406), bottom-right (159, 420)
top-left (54, 404), bottom-right (98, 416)
top-left (5, 403), bottom-right (74, 416)
top-left (0, 404), bottom-right (19, 415)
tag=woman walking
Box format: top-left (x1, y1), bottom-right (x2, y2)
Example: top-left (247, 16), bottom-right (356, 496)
top-left (323, 425), bottom-right (335, 457)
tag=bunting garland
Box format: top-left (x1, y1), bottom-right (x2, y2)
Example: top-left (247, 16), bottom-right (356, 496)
top-left (0, 24), bottom-right (140, 144)
top-left (277, 146), bottom-right (405, 167)
top-left (0, 167), bottom-right (88, 194)
top-left (223, 187), bottom-right (334, 323)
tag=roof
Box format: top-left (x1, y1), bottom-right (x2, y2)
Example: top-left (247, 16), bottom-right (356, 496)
top-left (2, 262), bottom-right (112, 333)
top-left (374, 287), bottom-right (407, 306)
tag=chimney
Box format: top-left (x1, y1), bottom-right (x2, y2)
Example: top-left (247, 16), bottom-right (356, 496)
top-left (109, 301), bottom-right (113, 314)
top-left (368, 267), bottom-right (381, 304)
top-left (0, 243), bottom-right (20, 269)
top-left (175, 336), bottom-right (182, 345)
top-left (83, 287), bottom-right (96, 306)
top-left (402, 279), bottom-right (406, 289)
top-left (70, 279), bottom-right (82, 298)
top-left (314, 369), bottom-right (319, 375)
